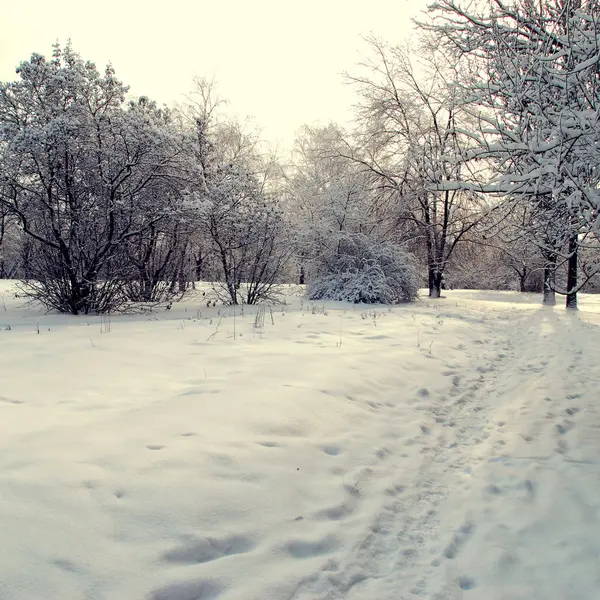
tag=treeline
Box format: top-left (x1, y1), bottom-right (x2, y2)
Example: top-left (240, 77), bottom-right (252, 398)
top-left (2, 0), bottom-right (600, 314)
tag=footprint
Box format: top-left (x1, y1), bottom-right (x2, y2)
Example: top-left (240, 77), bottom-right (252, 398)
top-left (555, 422), bottom-right (574, 435)
top-left (314, 503), bottom-right (354, 521)
top-left (444, 521), bottom-right (475, 559)
top-left (458, 575), bottom-right (476, 590)
top-left (484, 484), bottom-right (502, 496)
top-left (180, 432), bottom-right (196, 437)
top-left (375, 447), bottom-right (390, 459)
top-left (0, 396), bottom-right (24, 405)
top-left (284, 535), bottom-right (339, 559)
top-left (149, 579), bottom-right (223, 600)
top-left (51, 558), bottom-right (77, 572)
top-left (555, 439), bottom-right (568, 453)
top-left (162, 535), bottom-right (255, 565)
top-left (322, 559), bottom-right (340, 572)
top-left (257, 441), bottom-right (279, 448)
top-left (384, 484), bottom-right (405, 496)
top-left (146, 444), bottom-right (165, 451)
top-left (322, 446), bottom-right (342, 456)
top-left (497, 549), bottom-right (520, 571)
top-left (523, 479), bottom-right (535, 498)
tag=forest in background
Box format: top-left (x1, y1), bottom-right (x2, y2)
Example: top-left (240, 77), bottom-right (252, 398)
top-left (2, 0), bottom-right (600, 313)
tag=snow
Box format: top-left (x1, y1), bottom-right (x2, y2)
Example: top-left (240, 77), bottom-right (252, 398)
top-left (1, 282), bottom-right (600, 600)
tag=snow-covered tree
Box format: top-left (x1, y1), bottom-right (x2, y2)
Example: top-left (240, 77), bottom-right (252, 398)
top-left (286, 124), bottom-right (419, 303)
top-left (0, 212), bottom-right (20, 279)
top-left (0, 43), bottom-right (189, 313)
top-left (346, 37), bottom-right (489, 298)
top-left (421, 0), bottom-right (600, 308)
top-left (286, 124), bottom-right (390, 284)
top-left (179, 78), bottom-right (291, 304)
top-left (0, 185), bottom-right (15, 278)
top-left (192, 164), bottom-right (291, 305)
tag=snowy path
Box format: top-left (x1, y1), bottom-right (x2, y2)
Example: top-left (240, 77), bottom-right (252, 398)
top-left (1, 286), bottom-right (600, 600)
top-left (292, 303), bottom-right (600, 600)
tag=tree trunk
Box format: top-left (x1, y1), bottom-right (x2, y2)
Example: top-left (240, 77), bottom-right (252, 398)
top-left (566, 234), bottom-right (578, 310)
top-left (68, 278), bottom-right (95, 315)
top-left (428, 265), bottom-right (434, 296)
top-left (195, 251), bottom-right (203, 280)
top-left (299, 264), bottom-right (305, 285)
top-left (141, 274), bottom-right (153, 302)
top-left (22, 242), bottom-right (32, 280)
top-left (543, 252), bottom-right (557, 306)
top-left (178, 270), bottom-right (188, 293)
top-left (177, 247), bottom-right (188, 293)
top-left (519, 269), bottom-right (527, 293)
top-left (429, 269), bottom-right (443, 298)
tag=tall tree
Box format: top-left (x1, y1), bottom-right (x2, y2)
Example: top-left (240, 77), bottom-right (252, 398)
top-left (421, 0), bottom-right (600, 308)
top-left (347, 37), bottom-right (488, 298)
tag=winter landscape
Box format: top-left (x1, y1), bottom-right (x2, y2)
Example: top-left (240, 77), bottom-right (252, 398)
top-left (1, 284), bottom-right (600, 600)
top-left (3, 0), bottom-right (600, 598)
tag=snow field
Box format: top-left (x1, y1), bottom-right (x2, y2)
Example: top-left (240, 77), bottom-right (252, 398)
top-left (1, 283), bottom-right (600, 599)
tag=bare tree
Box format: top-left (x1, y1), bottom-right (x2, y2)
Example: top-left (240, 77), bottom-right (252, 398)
top-left (179, 78), bottom-right (292, 304)
top-left (346, 37), bottom-right (489, 298)
top-left (448, 201), bottom-right (546, 291)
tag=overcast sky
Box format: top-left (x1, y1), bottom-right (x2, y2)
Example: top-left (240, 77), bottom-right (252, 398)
top-left (1, 0), bottom-right (427, 148)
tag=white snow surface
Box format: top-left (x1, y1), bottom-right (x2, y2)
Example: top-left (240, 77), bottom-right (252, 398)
top-left (1, 283), bottom-right (599, 600)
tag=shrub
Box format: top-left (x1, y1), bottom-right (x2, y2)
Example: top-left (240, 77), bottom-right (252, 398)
top-left (307, 234), bottom-right (419, 304)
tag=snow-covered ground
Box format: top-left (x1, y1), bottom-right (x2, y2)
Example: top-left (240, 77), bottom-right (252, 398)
top-left (1, 282), bottom-right (599, 600)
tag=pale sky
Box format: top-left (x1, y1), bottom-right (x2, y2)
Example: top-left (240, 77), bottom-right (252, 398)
top-left (0, 0), bottom-right (427, 149)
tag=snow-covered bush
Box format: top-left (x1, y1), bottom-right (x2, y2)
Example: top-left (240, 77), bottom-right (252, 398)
top-left (307, 234), bottom-right (419, 304)
top-left (0, 45), bottom-right (189, 314)
top-left (193, 164), bottom-right (292, 305)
